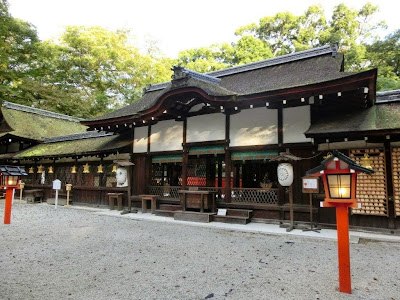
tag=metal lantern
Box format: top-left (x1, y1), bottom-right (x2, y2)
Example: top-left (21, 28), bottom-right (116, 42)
top-left (48, 166), bottom-right (54, 174)
top-left (83, 163), bottom-right (90, 174)
top-left (326, 174), bottom-right (351, 198)
top-left (306, 150), bottom-right (374, 294)
top-left (37, 165), bottom-right (44, 173)
top-left (71, 165), bottom-right (77, 174)
top-left (97, 164), bottom-right (104, 174)
top-left (1, 165), bottom-right (28, 225)
top-left (112, 165), bottom-right (118, 173)
top-left (361, 153), bottom-right (373, 170)
top-left (28, 167), bottom-right (34, 174)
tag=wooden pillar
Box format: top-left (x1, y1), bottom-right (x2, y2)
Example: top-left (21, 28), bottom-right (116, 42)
top-left (74, 157), bottom-right (78, 185)
top-left (278, 106), bottom-right (283, 148)
top-left (33, 160), bottom-right (38, 184)
top-left (206, 159), bottom-right (216, 187)
top-left (224, 113), bottom-right (231, 202)
top-left (385, 141), bottom-right (395, 229)
top-left (336, 205), bottom-right (352, 294)
top-left (52, 159), bottom-right (56, 183)
top-left (181, 119), bottom-right (188, 190)
top-left (218, 161), bottom-right (223, 187)
top-left (225, 150), bottom-right (232, 202)
top-left (127, 164), bottom-right (132, 211)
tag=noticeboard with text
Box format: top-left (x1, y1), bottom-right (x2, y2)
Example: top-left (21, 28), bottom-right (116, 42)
top-left (302, 176), bottom-right (319, 193)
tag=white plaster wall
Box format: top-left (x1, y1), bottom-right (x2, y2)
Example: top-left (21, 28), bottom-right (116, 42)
top-left (230, 108), bottom-right (278, 147)
top-left (187, 113), bottom-right (225, 143)
top-left (283, 105), bottom-right (312, 144)
top-left (133, 126), bottom-right (148, 153)
top-left (150, 120), bottom-right (183, 152)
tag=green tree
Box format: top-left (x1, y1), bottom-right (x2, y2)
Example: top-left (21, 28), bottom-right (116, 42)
top-left (367, 30), bottom-right (400, 91)
top-left (37, 26), bottom-right (172, 116)
top-left (0, 0), bottom-right (40, 104)
top-left (175, 43), bottom-right (235, 73)
top-left (234, 3), bottom-right (385, 70)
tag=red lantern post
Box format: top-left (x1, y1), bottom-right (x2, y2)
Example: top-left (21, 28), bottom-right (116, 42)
top-left (306, 151), bottom-right (373, 294)
top-left (1, 166), bottom-right (28, 224)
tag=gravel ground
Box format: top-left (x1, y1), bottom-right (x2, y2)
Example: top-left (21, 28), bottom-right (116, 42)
top-left (1, 202), bottom-right (399, 300)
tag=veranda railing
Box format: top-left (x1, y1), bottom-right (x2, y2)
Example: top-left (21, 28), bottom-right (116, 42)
top-left (231, 188), bottom-right (278, 205)
top-left (148, 186), bottom-right (180, 200)
top-left (148, 185), bottom-right (278, 205)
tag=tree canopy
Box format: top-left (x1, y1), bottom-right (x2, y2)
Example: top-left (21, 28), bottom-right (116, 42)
top-left (1, 0), bottom-right (399, 118)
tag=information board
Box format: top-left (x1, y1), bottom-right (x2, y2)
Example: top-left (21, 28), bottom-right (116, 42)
top-left (302, 176), bottom-right (319, 193)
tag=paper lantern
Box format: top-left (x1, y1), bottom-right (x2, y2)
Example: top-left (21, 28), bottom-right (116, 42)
top-left (277, 163), bottom-right (294, 186)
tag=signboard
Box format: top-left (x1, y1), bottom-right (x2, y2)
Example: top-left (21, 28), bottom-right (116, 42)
top-left (217, 209), bottom-right (227, 216)
top-left (52, 179), bottom-right (61, 190)
top-left (302, 176), bottom-right (319, 193)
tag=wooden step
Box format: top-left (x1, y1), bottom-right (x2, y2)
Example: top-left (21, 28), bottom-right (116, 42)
top-left (212, 215), bottom-right (250, 225)
top-left (155, 209), bottom-right (178, 217)
top-left (159, 204), bottom-right (182, 211)
top-left (221, 209), bottom-right (253, 218)
top-left (174, 211), bottom-right (215, 223)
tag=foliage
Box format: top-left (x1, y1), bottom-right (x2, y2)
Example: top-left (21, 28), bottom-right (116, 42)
top-left (0, 0), bottom-right (40, 105)
top-left (1, 1), bottom-right (172, 118)
top-left (36, 26), bottom-right (172, 117)
top-left (367, 30), bottom-right (400, 90)
top-left (2, 0), bottom-right (400, 119)
top-left (176, 2), bottom-right (398, 92)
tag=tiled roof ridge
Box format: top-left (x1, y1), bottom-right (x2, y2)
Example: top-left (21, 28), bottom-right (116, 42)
top-left (2, 101), bottom-right (84, 122)
top-left (43, 131), bottom-right (113, 144)
top-left (145, 45), bottom-right (336, 93)
top-left (376, 89), bottom-right (400, 104)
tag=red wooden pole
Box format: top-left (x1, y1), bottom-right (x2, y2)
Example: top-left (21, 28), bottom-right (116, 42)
top-left (335, 205), bottom-right (352, 294)
top-left (4, 187), bottom-right (14, 224)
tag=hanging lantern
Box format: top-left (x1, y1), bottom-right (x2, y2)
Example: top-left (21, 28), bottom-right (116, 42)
top-left (97, 164), bottom-right (104, 174)
top-left (28, 167), bottom-right (34, 174)
top-left (361, 153), bottom-right (373, 170)
top-left (71, 165), bottom-right (77, 174)
top-left (277, 163), bottom-right (294, 186)
top-left (83, 163), bottom-right (90, 174)
top-left (112, 165), bottom-right (118, 173)
top-left (37, 165), bottom-right (44, 174)
top-left (48, 166), bottom-right (54, 174)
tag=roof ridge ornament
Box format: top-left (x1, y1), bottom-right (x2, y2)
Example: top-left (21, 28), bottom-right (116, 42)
top-left (171, 66), bottom-right (221, 88)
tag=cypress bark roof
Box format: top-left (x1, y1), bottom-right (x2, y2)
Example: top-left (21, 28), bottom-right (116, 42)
top-left (376, 89), bottom-right (400, 104)
top-left (86, 45), bottom-right (352, 123)
top-left (15, 132), bottom-right (131, 159)
top-left (0, 101), bottom-right (87, 142)
top-left (305, 101), bottom-right (400, 137)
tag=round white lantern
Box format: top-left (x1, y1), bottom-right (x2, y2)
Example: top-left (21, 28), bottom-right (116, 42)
top-left (277, 163), bottom-right (294, 186)
top-left (116, 167), bottom-right (128, 187)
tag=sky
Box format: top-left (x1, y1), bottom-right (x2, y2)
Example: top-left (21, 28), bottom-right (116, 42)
top-left (7, 0), bottom-right (400, 58)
